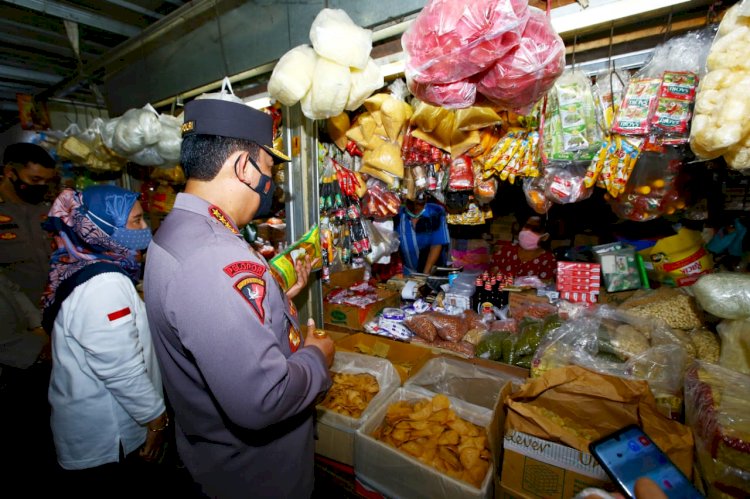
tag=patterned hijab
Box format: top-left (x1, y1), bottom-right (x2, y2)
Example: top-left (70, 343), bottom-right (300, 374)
top-left (41, 187), bottom-right (141, 320)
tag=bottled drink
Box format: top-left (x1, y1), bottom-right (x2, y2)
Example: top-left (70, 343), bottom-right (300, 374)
top-left (472, 276), bottom-right (483, 312)
top-left (479, 282), bottom-right (494, 318)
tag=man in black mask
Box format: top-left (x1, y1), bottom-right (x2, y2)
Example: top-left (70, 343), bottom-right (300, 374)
top-left (0, 142), bottom-right (57, 304)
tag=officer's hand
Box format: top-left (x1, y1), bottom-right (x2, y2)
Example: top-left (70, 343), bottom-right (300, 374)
top-left (286, 255), bottom-right (320, 299)
top-left (304, 318), bottom-right (335, 368)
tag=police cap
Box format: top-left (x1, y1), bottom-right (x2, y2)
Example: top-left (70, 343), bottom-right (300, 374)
top-left (181, 99), bottom-right (290, 164)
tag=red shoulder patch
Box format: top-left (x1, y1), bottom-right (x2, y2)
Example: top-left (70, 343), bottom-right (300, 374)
top-left (223, 261), bottom-right (266, 278)
top-left (234, 276), bottom-right (266, 322)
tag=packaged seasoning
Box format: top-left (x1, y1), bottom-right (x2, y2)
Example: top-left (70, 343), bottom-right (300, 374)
top-left (544, 70), bottom-right (601, 162)
top-left (612, 77), bottom-right (661, 135)
top-left (650, 72), bottom-right (698, 140)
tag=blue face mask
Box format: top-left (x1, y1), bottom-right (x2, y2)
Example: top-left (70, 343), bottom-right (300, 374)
top-left (111, 227), bottom-right (152, 250)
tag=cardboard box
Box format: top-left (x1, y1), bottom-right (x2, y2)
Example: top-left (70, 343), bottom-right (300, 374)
top-left (556, 262), bottom-right (601, 304)
top-left (326, 267), bottom-right (366, 291)
top-left (355, 385), bottom-right (508, 499)
top-left (335, 333), bottom-right (433, 384)
top-left (315, 351), bottom-right (401, 466)
top-left (323, 288), bottom-right (400, 331)
top-left (500, 430), bottom-right (610, 499)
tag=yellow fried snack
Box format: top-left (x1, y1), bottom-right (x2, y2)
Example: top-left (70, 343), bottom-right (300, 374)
top-left (372, 394), bottom-right (491, 488)
top-left (320, 372), bottom-right (380, 419)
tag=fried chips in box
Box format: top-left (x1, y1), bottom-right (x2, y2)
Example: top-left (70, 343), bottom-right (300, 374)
top-left (317, 351), bottom-right (400, 428)
top-left (355, 385), bottom-right (498, 499)
top-left (314, 351), bottom-right (400, 466)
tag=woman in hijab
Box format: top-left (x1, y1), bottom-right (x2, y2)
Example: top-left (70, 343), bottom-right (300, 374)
top-left (41, 185), bottom-right (167, 496)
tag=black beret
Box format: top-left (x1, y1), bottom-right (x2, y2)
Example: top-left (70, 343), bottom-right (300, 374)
top-left (181, 99), bottom-right (290, 164)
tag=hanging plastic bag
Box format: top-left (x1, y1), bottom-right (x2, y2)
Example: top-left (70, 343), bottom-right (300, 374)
top-left (156, 113), bottom-right (182, 164)
top-left (523, 175), bottom-right (551, 214)
top-left (112, 104), bottom-right (161, 155)
top-left (195, 76), bottom-right (244, 104)
top-left (309, 8), bottom-right (372, 70)
top-left (268, 45), bottom-right (318, 107)
top-left (477, 7), bottom-right (565, 113)
top-left (402, 0), bottom-right (529, 84)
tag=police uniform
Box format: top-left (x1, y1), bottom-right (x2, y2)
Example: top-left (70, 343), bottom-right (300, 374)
top-left (0, 195), bottom-right (52, 304)
top-left (144, 100), bottom-right (331, 499)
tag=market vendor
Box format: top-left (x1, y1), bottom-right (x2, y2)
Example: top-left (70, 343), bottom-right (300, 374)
top-left (491, 215), bottom-right (557, 281)
top-left (396, 191), bottom-right (450, 275)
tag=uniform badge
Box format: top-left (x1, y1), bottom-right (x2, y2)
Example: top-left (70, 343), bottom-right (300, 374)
top-left (0, 214), bottom-right (11, 223)
top-left (288, 326), bottom-right (301, 353)
top-left (0, 232), bottom-right (17, 240)
top-left (234, 276), bottom-right (266, 322)
top-left (223, 261), bottom-right (266, 278)
top-left (208, 205), bottom-right (239, 234)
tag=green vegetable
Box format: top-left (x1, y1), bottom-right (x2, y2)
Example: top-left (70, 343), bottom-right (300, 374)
top-left (475, 332), bottom-right (509, 361)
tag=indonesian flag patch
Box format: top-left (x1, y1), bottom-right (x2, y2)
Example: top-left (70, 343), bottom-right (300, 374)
top-left (234, 276), bottom-right (266, 322)
top-left (107, 307), bottom-right (132, 326)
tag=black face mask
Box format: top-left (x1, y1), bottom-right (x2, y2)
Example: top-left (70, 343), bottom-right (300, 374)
top-left (11, 169), bottom-right (48, 204)
top-left (236, 154), bottom-right (275, 218)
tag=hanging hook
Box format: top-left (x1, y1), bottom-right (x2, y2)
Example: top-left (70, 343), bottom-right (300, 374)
top-left (663, 9), bottom-right (674, 43)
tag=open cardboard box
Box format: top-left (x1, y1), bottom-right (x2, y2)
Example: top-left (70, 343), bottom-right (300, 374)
top-left (335, 332), bottom-right (434, 384)
top-left (499, 429), bottom-right (610, 498)
top-left (355, 384), bottom-right (509, 499)
top-left (323, 288), bottom-right (400, 331)
top-left (315, 351), bottom-right (401, 466)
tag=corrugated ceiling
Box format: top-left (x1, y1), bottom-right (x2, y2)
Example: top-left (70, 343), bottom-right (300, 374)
top-left (0, 0), bottom-right (185, 131)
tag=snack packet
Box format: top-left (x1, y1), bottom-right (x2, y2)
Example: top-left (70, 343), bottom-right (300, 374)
top-left (269, 225), bottom-right (322, 291)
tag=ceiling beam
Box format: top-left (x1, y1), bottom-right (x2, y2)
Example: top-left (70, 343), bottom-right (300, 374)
top-left (0, 18), bottom-right (110, 53)
top-left (0, 32), bottom-right (92, 59)
top-left (0, 81), bottom-right (45, 93)
top-left (0, 65), bottom-right (62, 84)
top-left (4, 0), bottom-right (141, 37)
top-left (102, 0), bottom-right (164, 20)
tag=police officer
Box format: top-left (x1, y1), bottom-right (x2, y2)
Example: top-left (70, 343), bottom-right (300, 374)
top-left (144, 97), bottom-right (334, 499)
top-left (0, 143), bottom-right (57, 304)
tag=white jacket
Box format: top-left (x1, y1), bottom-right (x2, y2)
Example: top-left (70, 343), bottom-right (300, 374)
top-left (49, 272), bottom-right (165, 470)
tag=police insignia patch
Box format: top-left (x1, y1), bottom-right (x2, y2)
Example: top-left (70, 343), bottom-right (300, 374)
top-left (223, 261), bottom-right (266, 278)
top-left (234, 276), bottom-right (266, 322)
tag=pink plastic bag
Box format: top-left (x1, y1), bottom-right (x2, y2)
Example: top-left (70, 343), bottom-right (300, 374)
top-left (477, 7), bottom-right (565, 112)
top-left (407, 77), bottom-right (477, 109)
top-left (403, 0), bottom-right (529, 84)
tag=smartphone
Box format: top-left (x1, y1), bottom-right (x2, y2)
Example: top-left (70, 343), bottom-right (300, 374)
top-left (588, 424), bottom-right (703, 499)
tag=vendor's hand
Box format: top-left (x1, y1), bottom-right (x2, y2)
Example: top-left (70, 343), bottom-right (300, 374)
top-left (304, 318), bottom-right (334, 368)
top-left (139, 412), bottom-right (168, 462)
top-left (286, 255), bottom-right (320, 300)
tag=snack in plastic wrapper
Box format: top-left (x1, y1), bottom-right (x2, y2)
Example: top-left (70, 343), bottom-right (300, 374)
top-left (269, 225), bottom-right (322, 291)
top-left (684, 361), bottom-right (750, 498)
top-left (404, 314), bottom-right (438, 342)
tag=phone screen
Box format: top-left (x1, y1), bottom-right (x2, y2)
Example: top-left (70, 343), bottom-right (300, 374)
top-left (589, 425), bottom-right (702, 499)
